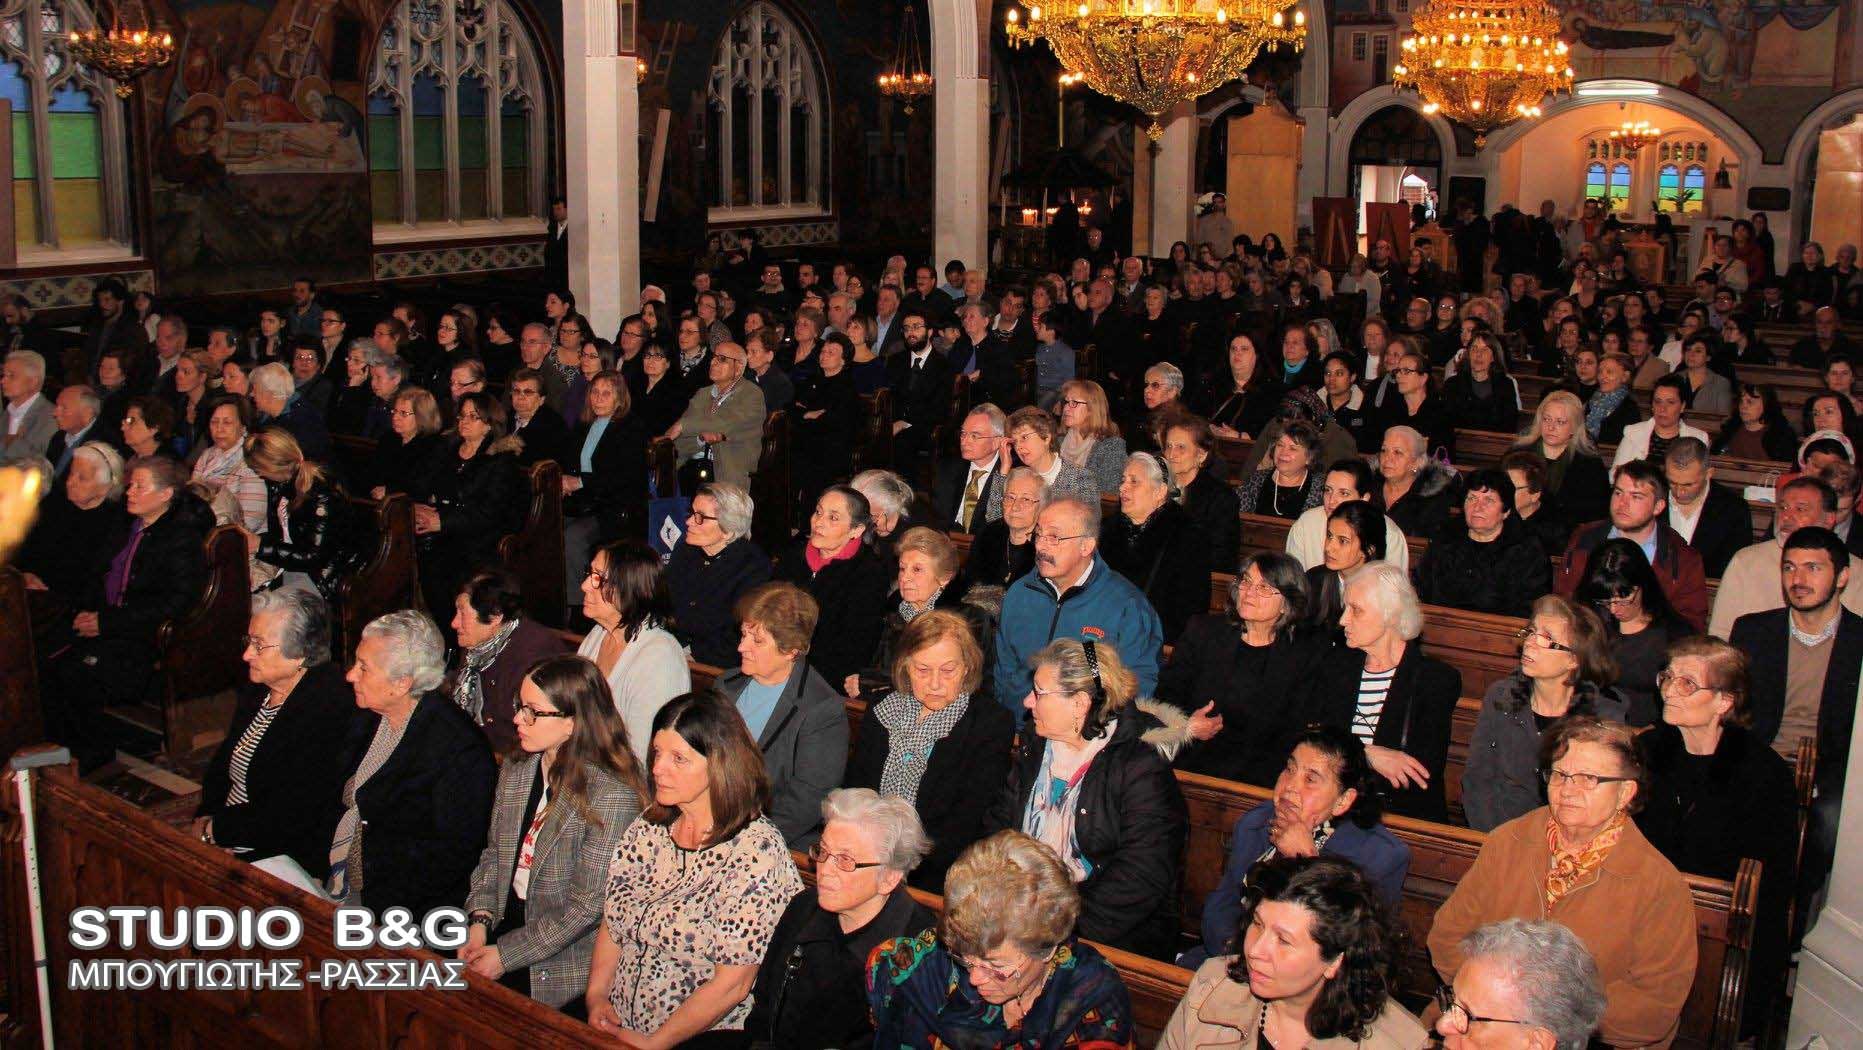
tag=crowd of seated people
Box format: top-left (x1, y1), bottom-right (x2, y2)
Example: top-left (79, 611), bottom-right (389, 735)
top-left (12, 211), bottom-right (1863, 1047)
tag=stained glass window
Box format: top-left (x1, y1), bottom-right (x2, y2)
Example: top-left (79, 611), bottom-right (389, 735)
top-left (706, 2), bottom-right (826, 219)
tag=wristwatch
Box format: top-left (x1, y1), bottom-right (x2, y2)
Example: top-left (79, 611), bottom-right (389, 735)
top-left (469, 911), bottom-right (496, 932)
top-left (199, 821), bottom-right (214, 845)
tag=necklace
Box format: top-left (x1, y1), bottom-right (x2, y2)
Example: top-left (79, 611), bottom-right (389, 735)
top-left (1790, 613), bottom-right (1840, 647)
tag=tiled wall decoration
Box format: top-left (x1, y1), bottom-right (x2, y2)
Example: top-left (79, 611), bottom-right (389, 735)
top-left (373, 241), bottom-right (547, 281)
top-left (714, 220), bottom-right (840, 249)
top-left (1, 269), bottom-right (154, 312)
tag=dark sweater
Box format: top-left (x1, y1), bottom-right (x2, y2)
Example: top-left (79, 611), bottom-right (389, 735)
top-left (666, 537), bottom-right (772, 668)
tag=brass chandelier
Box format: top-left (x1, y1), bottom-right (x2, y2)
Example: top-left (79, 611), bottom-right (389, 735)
top-left (1391, 0), bottom-right (1572, 148)
top-left (1004, 0), bottom-right (1307, 141)
top-left (66, 0), bottom-right (175, 98)
top-left (1609, 119), bottom-right (1659, 155)
top-left (878, 4), bottom-right (934, 113)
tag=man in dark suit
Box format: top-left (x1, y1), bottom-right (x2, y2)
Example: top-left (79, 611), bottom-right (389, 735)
top-left (901, 265), bottom-right (953, 328)
top-left (507, 367), bottom-right (569, 468)
top-left (544, 195), bottom-right (569, 291)
top-left (1727, 526), bottom-right (1863, 925)
top-left (933, 405), bottom-right (1010, 533)
top-left (1068, 278), bottom-right (1126, 380)
top-left (871, 285), bottom-right (907, 358)
top-left (1663, 439), bottom-right (1752, 578)
top-left (883, 309), bottom-right (952, 471)
top-left (43, 384), bottom-right (102, 480)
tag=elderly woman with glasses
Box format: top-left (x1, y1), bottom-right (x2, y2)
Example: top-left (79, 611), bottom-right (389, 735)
top-left (368, 386), bottom-right (443, 500)
top-left (744, 789), bottom-right (937, 1048)
top-left (1429, 718), bottom-right (1697, 1049)
top-left (968, 466), bottom-right (1045, 590)
top-left (665, 483), bottom-right (771, 667)
top-left (867, 831), bottom-right (1136, 1046)
top-left (194, 590), bottom-right (360, 881)
top-left (1298, 562), bottom-right (1460, 821)
top-left (1099, 451), bottom-right (1212, 644)
top-left (846, 527), bottom-right (994, 699)
top-left (1435, 919), bottom-right (1605, 1050)
top-left (1463, 595), bottom-right (1627, 832)
top-left (845, 610), bottom-right (1015, 891)
top-left (1163, 552), bottom-right (1323, 785)
top-left (987, 638), bottom-right (1188, 958)
top-left (1161, 855), bottom-right (1427, 1050)
top-left (330, 611), bottom-right (497, 916)
top-left (1636, 637), bottom-right (1797, 1037)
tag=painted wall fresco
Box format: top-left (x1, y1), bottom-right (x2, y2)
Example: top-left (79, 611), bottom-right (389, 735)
top-left (146, 0), bottom-right (376, 296)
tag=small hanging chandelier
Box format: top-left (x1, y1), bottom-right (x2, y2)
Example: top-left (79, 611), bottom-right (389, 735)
top-left (66, 0), bottom-right (176, 98)
top-left (878, 4), bottom-right (933, 113)
top-left (1005, 0), bottom-right (1307, 141)
top-left (1391, 0), bottom-right (1573, 148)
top-left (1609, 119), bottom-right (1659, 156)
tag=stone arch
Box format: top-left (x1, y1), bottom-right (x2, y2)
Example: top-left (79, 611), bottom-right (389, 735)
top-left (1328, 91), bottom-right (1459, 198)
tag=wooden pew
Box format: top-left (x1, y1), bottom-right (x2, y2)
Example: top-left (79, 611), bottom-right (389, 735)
top-left (0, 757), bottom-right (612, 1049)
top-left (749, 409), bottom-right (793, 551)
top-left (854, 389), bottom-right (895, 475)
top-left (792, 851), bottom-right (1193, 1047)
top-left (1176, 772), bottom-right (1757, 1049)
top-left (336, 493), bottom-right (418, 661)
top-left (500, 459), bottom-right (565, 629)
top-left (0, 569), bottom-right (41, 765)
top-left (153, 524), bottom-right (251, 754)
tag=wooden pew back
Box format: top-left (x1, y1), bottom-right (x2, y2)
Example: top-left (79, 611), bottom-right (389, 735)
top-left (155, 524), bottom-right (251, 752)
top-left (0, 570), bottom-right (41, 764)
top-left (499, 459), bottom-right (565, 628)
top-left (337, 493), bottom-right (417, 662)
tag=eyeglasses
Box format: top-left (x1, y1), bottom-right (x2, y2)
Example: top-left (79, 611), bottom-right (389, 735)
top-left (585, 566), bottom-right (611, 587)
top-left (1060, 398), bottom-right (1089, 408)
top-left (807, 842), bottom-right (885, 873)
top-left (320, 317), bottom-right (342, 325)
top-left (241, 635), bottom-right (279, 654)
top-left (1003, 494), bottom-right (1042, 508)
top-left (686, 509), bottom-right (720, 523)
top-left (957, 947), bottom-right (1049, 984)
top-left (1515, 626), bottom-right (1577, 653)
top-left (515, 703), bottom-right (571, 726)
top-left (1391, 366), bottom-right (1426, 376)
top-left (1236, 576), bottom-right (1283, 596)
top-left (457, 412), bottom-right (485, 423)
top-left (714, 356), bottom-right (746, 367)
top-left (1434, 985), bottom-right (1535, 1035)
top-left (1657, 669), bottom-right (1715, 698)
top-left (390, 408), bottom-right (415, 418)
top-left (1030, 530), bottom-right (1087, 547)
top-left (1542, 767), bottom-right (1635, 791)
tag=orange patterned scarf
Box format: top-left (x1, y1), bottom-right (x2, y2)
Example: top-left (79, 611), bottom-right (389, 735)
top-left (1544, 811), bottom-right (1626, 910)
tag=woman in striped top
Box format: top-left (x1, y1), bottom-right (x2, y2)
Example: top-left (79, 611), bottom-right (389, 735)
top-left (1294, 562), bottom-right (1460, 822)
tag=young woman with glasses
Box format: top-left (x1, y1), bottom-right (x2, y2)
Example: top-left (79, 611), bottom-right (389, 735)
top-left (1573, 537), bottom-right (1690, 726)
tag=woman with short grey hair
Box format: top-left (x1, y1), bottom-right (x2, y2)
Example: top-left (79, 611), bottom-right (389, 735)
top-left (1099, 450), bottom-right (1209, 642)
top-left (851, 468), bottom-right (918, 546)
top-left (1438, 919), bottom-right (1606, 1050)
top-left (743, 787), bottom-right (937, 1047)
top-left (665, 482), bottom-right (771, 666)
top-left (194, 588), bottom-right (358, 885)
top-left (328, 609), bottom-right (496, 916)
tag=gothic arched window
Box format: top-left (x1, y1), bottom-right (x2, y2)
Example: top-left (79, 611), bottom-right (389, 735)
top-left (367, 0), bottom-right (550, 233)
top-left (0, 0), bottom-right (132, 259)
top-left (706, 2), bottom-right (827, 220)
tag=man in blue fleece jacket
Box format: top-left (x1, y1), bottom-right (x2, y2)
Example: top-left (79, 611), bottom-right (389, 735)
top-left (993, 495), bottom-right (1163, 712)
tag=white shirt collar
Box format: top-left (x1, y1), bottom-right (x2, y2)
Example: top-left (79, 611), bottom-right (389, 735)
top-left (6, 391), bottom-right (41, 429)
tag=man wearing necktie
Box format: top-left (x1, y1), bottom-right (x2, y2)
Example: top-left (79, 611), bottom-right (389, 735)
top-left (934, 405), bottom-right (1010, 533)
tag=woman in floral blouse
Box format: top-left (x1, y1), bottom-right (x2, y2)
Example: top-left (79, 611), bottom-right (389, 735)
top-left (585, 691), bottom-right (802, 1047)
top-left (867, 830), bottom-right (1135, 1048)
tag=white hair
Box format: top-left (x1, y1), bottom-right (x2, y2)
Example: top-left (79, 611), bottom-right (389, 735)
top-left (359, 610), bottom-right (448, 694)
top-left (1345, 561), bottom-right (1423, 641)
top-left (4, 350), bottom-right (45, 386)
top-left (821, 788), bottom-right (932, 873)
top-left (1143, 361), bottom-right (1184, 392)
top-left (71, 441), bottom-right (126, 499)
top-left (967, 403), bottom-right (1007, 437)
top-left (696, 482), bottom-right (754, 540)
top-left (850, 469), bottom-right (914, 521)
top-left (1460, 920), bottom-right (1606, 1050)
top-left (248, 362), bottom-right (296, 402)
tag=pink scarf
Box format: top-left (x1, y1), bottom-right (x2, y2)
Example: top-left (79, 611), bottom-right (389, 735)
top-left (804, 535), bottom-right (863, 574)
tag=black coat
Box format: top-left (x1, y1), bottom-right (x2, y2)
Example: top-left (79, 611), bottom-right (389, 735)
top-left (1442, 369), bottom-right (1521, 435)
top-left (985, 708), bottom-right (1188, 960)
top-left (1545, 449), bottom-right (1611, 528)
top-left (562, 413), bottom-right (649, 537)
top-left (859, 587), bottom-right (997, 702)
top-left (1375, 462), bottom-right (1460, 541)
top-left (92, 492), bottom-right (214, 649)
top-left (844, 694), bottom-right (1017, 892)
top-left (1678, 484), bottom-right (1753, 579)
top-left (1297, 643), bottom-right (1461, 822)
top-left (954, 334), bottom-right (1026, 411)
top-left (666, 537), bottom-right (772, 668)
top-left (883, 348), bottom-right (956, 434)
top-left (744, 886), bottom-right (935, 1049)
top-left (965, 518), bottom-right (1034, 590)
top-left (196, 662), bottom-right (363, 878)
top-left (255, 476), bottom-right (362, 602)
top-left (1180, 470), bottom-right (1241, 570)
top-left (1636, 723), bottom-right (1797, 1030)
top-left (409, 437), bottom-right (527, 614)
top-left (1200, 380), bottom-right (1282, 440)
top-left (1096, 499), bottom-right (1212, 644)
top-left (1160, 614), bottom-right (1324, 785)
top-left (628, 373), bottom-right (689, 440)
top-left (326, 381), bottom-right (375, 438)
top-left (510, 407), bottom-right (571, 469)
top-left (1588, 392), bottom-right (1643, 448)
top-left (16, 490), bottom-right (128, 600)
top-left (340, 692), bottom-right (497, 918)
top-left (370, 432), bottom-right (440, 496)
top-left (933, 457), bottom-right (1005, 534)
top-left (790, 368), bottom-right (861, 487)
top-left (1414, 517), bottom-right (1552, 618)
top-left (1728, 608), bottom-right (1863, 902)
top-left (1376, 393), bottom-right (1455, 458)
top-left (774, 542), bottom-right (895, 687)
top-left (269, 396), bottom-right (333, 464)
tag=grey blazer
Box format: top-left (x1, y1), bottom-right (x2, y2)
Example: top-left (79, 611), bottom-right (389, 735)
top-left (674, 380), bottom-right (767, 489)
top-left (718, 660), bottom-right (849, 848)
top-left (1462, 673), bottom-right (1627, 832)
top-left (463, 756), bottom-right (642, 1007)
top-left (0, 395), bottom-right (56, 464)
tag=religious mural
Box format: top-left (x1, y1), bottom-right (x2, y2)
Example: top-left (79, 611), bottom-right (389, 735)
top-left (146, 0), bottom-right (374, 296)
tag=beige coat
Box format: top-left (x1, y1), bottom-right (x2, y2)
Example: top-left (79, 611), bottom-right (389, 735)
top-left (1158, 956), bottom-right (1431, 1050)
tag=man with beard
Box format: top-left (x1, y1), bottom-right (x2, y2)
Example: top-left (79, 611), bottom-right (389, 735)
top-left (1710, 476), bottom-right (1863, 635)
top-left (1728, 526), bottom-right (1863, 926)
top-left (1553, 460), bottom-right (1708, 631)
top-left (991, 496), bottom-right (1161, 714)
top-left (882, 309), bottom-right (951, 472)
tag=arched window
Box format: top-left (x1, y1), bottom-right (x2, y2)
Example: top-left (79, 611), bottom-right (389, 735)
top-left (1655, 140), bottom-right (1709, 215)
top-left (0, 0), bottom-right (131, 259)
top-left (367, 0), bottom-right (550, 234)
top-left (706, 2), bottom-right (827, 220)
top-left (1607, 162), bottom-right (1631, 211)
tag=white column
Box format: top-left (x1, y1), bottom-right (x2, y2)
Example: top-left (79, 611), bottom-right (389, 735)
top-left (1148, 103), bottom-right (1195, 258)
top-left (561, 0), bottom-right (639, 339)
top-left (1296, 105), bottom-right (1331, 230)
top-left (931, 0), bottom-right (988, 270)
top-left (1790, 675), bottom-right (1863, 1046)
